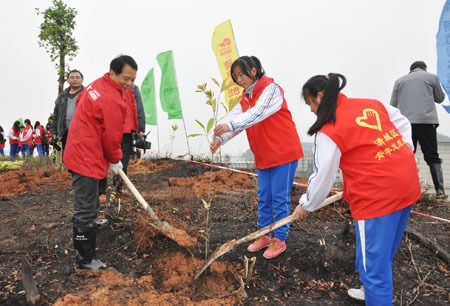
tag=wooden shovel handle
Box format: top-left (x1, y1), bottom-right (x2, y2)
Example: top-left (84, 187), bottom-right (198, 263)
top-left (118, 169), bottom-right (159, 221)
top-left (194, 191), bottom-right (344, 279)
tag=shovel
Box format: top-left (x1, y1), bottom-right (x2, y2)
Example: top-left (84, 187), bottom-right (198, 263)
top-left (194, 192), bottom-right (343, 279)
top-left (118, 169), bottom-right (197, 248)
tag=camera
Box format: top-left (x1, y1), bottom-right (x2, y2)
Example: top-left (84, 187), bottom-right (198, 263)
top-left (50, 137), bottom-right (62, 151)
top-left (132, 132), bottom-right (151, 152)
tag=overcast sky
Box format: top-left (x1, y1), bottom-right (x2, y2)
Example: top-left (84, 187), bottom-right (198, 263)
top-left (1, 0), bottom-right (448, 156)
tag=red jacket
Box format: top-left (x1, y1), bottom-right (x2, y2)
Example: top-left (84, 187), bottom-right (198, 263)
top-left (123, 90), bottom-right (138, 133)
top-left (321, 94), bottom-right (421, 220)
top-left (241, 77), bottom-right (303, 169)
top-left (64, 73), bottom-right (127, 179)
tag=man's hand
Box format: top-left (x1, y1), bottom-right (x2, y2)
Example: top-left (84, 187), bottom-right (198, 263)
top-left (109, 161), bottom-right (123, 175)
top-left (210, 138), bottom-right (221, 154)
top-left (292, 205), bottom-right (308, 221)
top-left (214, 123), bottom-right (230, 137)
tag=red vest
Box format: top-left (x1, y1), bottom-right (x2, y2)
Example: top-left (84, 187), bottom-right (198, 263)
top-left (9, 128), bottom-right (19, 145)
top-left (321, 94), bottom-right (421, 220)
top-left (240, 77), bottom-right (303, 169)
top-left (34, 125), bottom-right (44, 145)
top-left (46, 128), bottom-right (51, 140)
top-left (21, 125), bottom-right (33, 145)
top-left (123, 90), bottom-right (137, 133)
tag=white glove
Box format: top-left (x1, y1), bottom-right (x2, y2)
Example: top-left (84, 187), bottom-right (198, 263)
top-left (109, 161), bottom-right (123, 175)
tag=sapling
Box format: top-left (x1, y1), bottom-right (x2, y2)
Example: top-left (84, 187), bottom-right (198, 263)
top-left (169, 124), bottom-right (178, 157)
top-left (189, 78), bottom-right (231, 258)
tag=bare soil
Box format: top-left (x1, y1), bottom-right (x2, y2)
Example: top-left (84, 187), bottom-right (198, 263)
top-left (0, 159), bottom-right (448, 305)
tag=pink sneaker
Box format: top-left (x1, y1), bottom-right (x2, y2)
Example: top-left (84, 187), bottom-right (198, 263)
top-left (247, 236), bottom-right (272, 252)
top-left (263, 238), bottom-right (286, 259)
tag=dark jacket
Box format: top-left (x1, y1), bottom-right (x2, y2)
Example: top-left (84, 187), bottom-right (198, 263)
top-left (133, 84), bottom-right (146, 133)
top-left (51, 86), bottom-right (84, 139)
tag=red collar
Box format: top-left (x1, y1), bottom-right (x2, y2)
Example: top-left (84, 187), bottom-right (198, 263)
top-left (102, 73), bottom-right (125, 94)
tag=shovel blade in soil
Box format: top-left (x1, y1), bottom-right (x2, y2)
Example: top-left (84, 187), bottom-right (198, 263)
top-left (119, 169), bottom-right (196, 248)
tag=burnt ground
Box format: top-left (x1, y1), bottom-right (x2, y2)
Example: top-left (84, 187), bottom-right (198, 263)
top-left (0, 158), bottom-right (449, 305)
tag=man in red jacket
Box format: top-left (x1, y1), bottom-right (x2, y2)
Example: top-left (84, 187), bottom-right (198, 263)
top-left (64, 55), bottom-right (138, 271)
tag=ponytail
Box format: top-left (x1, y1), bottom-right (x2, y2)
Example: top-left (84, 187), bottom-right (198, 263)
top-left (231, 56), bottom-right (266, 84)
top-left (302, 73), bottom-right (346, 135)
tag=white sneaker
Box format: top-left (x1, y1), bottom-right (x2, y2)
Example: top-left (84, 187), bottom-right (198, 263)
top-left (348, 286), bottom-right (365, 301)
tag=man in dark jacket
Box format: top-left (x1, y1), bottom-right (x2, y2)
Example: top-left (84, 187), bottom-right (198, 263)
top-left (391, 61), bottom-right (447, 199)
top-left (51, 70), bottom-right (84, 152)
top-left (64, 55), bottom-right (138, 271)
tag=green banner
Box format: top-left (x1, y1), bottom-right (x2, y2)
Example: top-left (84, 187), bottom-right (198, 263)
top-left (156, 50), bottom-right (183, 119)
top-left (141, 68), bottom-right (158, 125)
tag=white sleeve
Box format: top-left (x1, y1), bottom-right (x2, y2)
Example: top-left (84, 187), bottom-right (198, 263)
top-left (217, 103), bottom-right (243, 145)
top-left (226, 83), bottom-right (283, 132)
top-left (34, 128), bottom-right (41, 138)
top-left (385, 103), bottom-right (414, 150)
top-left (299, 132), bottom-right (341, 212)
top-left (7, 129), bottom-right (15, 140)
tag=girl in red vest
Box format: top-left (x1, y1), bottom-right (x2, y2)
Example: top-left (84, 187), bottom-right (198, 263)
top-left (7, 121), bottom-right (21, 160)
top-left (293, 73), bottom-right (421, 305)
top-left (33, 121), bottom-right (45, 157)
top-left (0, 125), bottom-right (5, 156)
top-left (213, 56), bottom-right (303, 259)
top-left (20, 119), bottom-right (33, 158)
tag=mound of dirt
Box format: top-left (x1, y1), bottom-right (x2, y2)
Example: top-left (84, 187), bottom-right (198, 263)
top-left (128, 159), bottom-right (175, 174)
top-left (54, 253), bottom-right (240, 305)
top-left (168, 170), bottom-right (255, 197)
top-left (0, 169), bottom-right (71, 200)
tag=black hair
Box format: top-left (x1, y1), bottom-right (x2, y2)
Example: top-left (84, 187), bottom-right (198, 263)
top-left (110, 55), bottom-right (138, 74)
top-left (34, 121), bottom-right (41, 129)
top-left (0, 125), bottom-right (3, 133)
top-left (13, 121), bottom-right (20, 132)
top-left (410, 61), bottom-right (427, 71)
top-left (230, 56), bottom-right (265, 84)
top-left (67, 69), bottom-right (84, 79)
top-left (24, 119), bottom-right (31, 126)
top-left (302, 73), bottom-right (347, 135)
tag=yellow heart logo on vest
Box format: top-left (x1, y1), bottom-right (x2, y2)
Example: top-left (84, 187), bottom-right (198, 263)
top-left (355, 108), bottom-right (382, 131)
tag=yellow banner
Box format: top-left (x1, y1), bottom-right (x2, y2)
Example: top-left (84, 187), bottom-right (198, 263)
top-left (212, 19), bottom-right (241, 110)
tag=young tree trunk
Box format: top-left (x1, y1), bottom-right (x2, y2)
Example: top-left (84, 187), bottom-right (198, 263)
top-left (58, 51), bottom-right (65, 94)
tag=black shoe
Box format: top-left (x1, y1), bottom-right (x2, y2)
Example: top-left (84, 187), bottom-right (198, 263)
top-left (429, 163), bottom-right (447, 199)
top-left (73, 228), bottom-right (106, 271)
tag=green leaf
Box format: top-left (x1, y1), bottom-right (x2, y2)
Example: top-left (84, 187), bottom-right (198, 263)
top-left (221, 102), bottom-right (229, 113)
top-left (211, 98), bottom-right (217, 111)
top-left (187, 133), bottom-right (203, 138)
top-left (201, 199), bottom-right (211, 210)
top-left (195, 119), bottom-right (205, 131)
top-left (198, 233), bottom-right (209, 241)
top-left (212, 78), bottom-right (220, 88)
top-left (196, 83), bottom-right (207, 91)
top-left (206, 89), bottom-right (214, 99)
top-left (206, 118), bottom-right (215, 133)
top-left (221, 78), bottom-right (231, 92)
